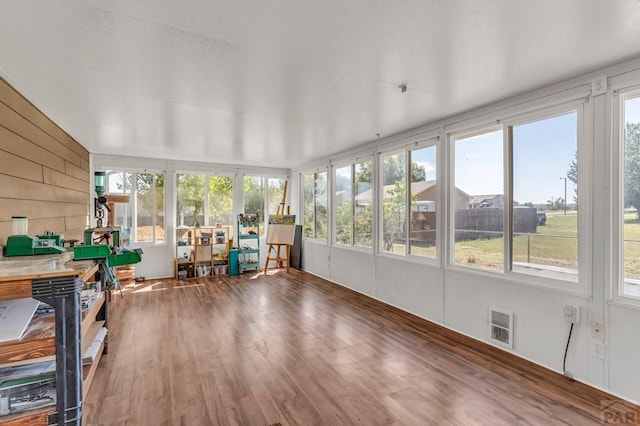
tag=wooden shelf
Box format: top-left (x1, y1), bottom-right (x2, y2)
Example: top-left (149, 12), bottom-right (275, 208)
top-left (0, 257), bottom-right (104, 426)
top-left (0, 315), bottom-right (55, 365)
top-left (0, 406), bottom-right (54, 426)
top-left (175, 226), bottom-right (231, 278)
top-left (0, 292), bottom-right (105, 366)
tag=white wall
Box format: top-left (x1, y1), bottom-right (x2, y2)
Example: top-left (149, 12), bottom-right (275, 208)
top-left (294, 57), bottom-right (640, 405)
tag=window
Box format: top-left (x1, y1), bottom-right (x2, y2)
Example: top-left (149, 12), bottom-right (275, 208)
top-left (177, 173), bottom-right (235, 235)
top-left (208, 175), bottom-right (234, 235)
top-left (334, 159), bottom-right (373, 247)
top-left (453, 128), bottom-right (504, 270)
top-left (381, 151), bottom-right (406, 253)
top-left (176, 173), bottom-right (205, 227)
top-left (409, 146), bottom-right (437, 257)
top-left (105, 170), bottom-right (165, 244)
top-left (379, 142), bottom-right (438, 257)
top-left (267, 178), bottom-right (287, 216)
top-left (243, 176), bottom-right (265, 236)
top-left (622, 92), bottom-right (640, 298)
top-left (510, 111), bottom-right (578, 280)
top-left (303, 171), bottom-right (328, 240)
top-left (242, 176), bottom-right (287, 237)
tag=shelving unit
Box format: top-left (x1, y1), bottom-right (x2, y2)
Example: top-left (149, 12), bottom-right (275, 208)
top-left (237, 214), bottom-right (260, 273)
top-left (0, 255), bottom-right (103, 425)
top-left (174, 226), bottom-right (230, 279)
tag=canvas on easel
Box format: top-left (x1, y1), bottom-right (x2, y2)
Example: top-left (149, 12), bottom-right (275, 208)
top-left (265, 215), bottom-right (296, 272)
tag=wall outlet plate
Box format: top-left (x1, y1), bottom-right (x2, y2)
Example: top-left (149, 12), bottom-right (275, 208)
top-left (563, 304), bottom-right (580, 324)
top-left (592, 340), bottom-right (605, 360)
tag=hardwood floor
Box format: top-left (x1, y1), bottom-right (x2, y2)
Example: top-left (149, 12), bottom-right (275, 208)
top-left (84, 270), bottom-right (629, 425)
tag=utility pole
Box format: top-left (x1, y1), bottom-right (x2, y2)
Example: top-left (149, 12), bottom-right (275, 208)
top-left (560, 177), bottom-right (567, 215)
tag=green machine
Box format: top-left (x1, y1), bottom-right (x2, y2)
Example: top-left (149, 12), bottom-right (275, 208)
top-left (70, 171), bottom-right (143, 293)
top-left (5, 234), bottom-right (66, 256)
top-left (5, 216), bottom-right (66, 257)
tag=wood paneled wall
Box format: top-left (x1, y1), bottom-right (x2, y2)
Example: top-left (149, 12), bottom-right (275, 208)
top-left (0, 77), bottom-right (89, 247)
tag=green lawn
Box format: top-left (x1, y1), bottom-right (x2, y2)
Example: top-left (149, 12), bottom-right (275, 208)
top-left (382, 210), bottom-right (640, 278)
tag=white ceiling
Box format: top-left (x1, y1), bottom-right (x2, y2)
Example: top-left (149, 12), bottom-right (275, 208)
top-left (2, 1), bottom-right (640, 169)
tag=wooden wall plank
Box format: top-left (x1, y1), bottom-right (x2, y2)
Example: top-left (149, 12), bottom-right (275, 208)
top-left (0, 79), bottom-right (90, 249)
top-left (0, 174), bottom-right (88, 204)
top-left (0, 199), bottom-right (88, 221)
top-left (0, 222), bottom-right (10, 245)
top-left (0, 149), bottom-right (43, 182)
top-left (26, 217), bottom-right (67, 235)
top-left (65, 160), bottom-right (89, 182)
top-left (0, 102), bottom-right (83, 167)
top-left (0, 126), bottom-right (65, 172)
top-left (0, 78), bottom-right (89, 160)
top-left (64, 226), bottom-right (87, 242)
top-left (43, 167), bottom-right (89, 193)
top-left (65, 215), bottom-right (89, 230)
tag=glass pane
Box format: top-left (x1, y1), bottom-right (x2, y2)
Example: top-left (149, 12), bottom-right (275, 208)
top-left (244, 176), bottom-right (265, 236)
top-left (315, 172), bottom-right (328, 240)
top-left (623, 94), bottom-right (640, 297)
top-left (410, 146), bottom-right (437, 257)
top-left (155, 173), bottom-right (165, 243)
top-left (177, 174), bottom-right (205, 227)
top-left (381, 151), bottom-right (406, 254)
top-left (135, 173), bottom-right (154, 242)
top-left (335, 165), bottom-right (353, 245)
top-left (354, 160), bottom-right (373, 247)
top-left (454, 129), bottom-right (504, 271)
top-left (512, 112), bottom-right (578, 280)
top-left (106, 171), bottom-right (129, 194)
top-left (303, 173), bottom-right (315, 238)
top-left (106, 171), bottom-right (132, 237)
top-left (267, 178), bottom-right (287, 215)
top-left (208, 176), bottom-right (234, 232)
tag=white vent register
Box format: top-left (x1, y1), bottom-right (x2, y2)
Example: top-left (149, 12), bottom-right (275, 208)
top-left (489, 308), bottom-right (513, 349)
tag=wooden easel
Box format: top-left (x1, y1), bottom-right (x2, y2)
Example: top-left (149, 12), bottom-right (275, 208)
top-left (264, 181), bottom-right (292, 273)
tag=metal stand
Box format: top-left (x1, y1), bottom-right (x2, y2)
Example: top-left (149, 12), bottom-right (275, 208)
top-left (32, 276), bottom-right (83, 426)
top-left (97, 258), bottom-right (122, 298)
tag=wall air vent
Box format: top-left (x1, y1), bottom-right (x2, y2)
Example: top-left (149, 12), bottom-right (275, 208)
top-left (489, 308), bottom-right (513, 349)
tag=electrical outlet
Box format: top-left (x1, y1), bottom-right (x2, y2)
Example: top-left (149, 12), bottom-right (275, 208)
top-left (591, 320), bottom-right (604, 339)
top-left (593, 341), bottom-right (605, 360)
top-left (563, 304), bottom-right (580, 324)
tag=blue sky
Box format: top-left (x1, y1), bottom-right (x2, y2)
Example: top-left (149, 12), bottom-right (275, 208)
top-left (336, 97), bottom-right (640, 204)
top-left (455, 113), bottom-right (578, 204)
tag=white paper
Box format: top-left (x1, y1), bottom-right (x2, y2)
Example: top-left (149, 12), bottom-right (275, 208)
top-left (0, 298), bottom-right (40, 343)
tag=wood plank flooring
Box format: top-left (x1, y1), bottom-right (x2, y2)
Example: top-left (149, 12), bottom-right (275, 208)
top-left (83, 270), bottom-right (631, 425)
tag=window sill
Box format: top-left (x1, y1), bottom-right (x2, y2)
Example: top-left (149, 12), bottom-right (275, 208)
top-left (446, 264), bottom-right (590, 298)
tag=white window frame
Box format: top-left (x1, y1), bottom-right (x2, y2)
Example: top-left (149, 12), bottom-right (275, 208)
top-left (612, 85), bottom-right (640, 305)
top-left (302, 169), bottom-right (329, 241)
top-left (504, 104), bottom-right (584, 285)
top-left (448, 124), bottom-right (504, 273)
top-left (331, 156), bottom-right (374, 250)
top-left (102, 169), bottom-right (166, 246)
top-left (377, 137), bottom-right (439, 264)
top-left (446, 100), bottom-right (589, 294)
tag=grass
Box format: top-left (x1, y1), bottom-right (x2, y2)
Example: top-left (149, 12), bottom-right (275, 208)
top-left (454, 212), bottom-right (579, 271)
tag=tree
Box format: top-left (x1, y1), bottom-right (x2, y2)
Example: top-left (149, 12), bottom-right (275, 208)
top-left (382, 180), bottom-right (406, 251)
top-left (567, 151), bottom-right (578, 208)
top-left (356, 156), bottom-right (427, 185)
top-left (624, 122), bottom-right (640, 219)
top-left (176, 174), bottom-right (205, 226)
top-left (208, 176), bottom-right (234, 226)
top-left (546, 196), bottom-right (564, 211)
